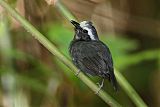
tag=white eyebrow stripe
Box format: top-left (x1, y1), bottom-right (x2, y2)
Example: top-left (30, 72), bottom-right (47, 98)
top-left (80, 21), bottom-right (88, 27)
top-left (83, 27), bottom-right (96, 40)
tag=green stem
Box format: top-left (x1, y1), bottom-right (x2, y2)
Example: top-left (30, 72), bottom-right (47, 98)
top-left (55, 1), bottom-right (77, 21)
top-left (55, 1), bottom-right (147, 107)
top-left (115, 70), bottom-right (147, 107)
top-left (0, 0), bottom-right (121, 106)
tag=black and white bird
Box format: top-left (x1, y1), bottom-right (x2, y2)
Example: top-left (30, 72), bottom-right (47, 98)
top-left (69, 20), bottom-right (117, 93)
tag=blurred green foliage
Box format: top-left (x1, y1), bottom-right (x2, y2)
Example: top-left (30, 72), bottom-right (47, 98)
top-left (0, 0), bottom-right (160, 106)
top-left (0, 20), bottom-right (160, 106)
top-left (45, 23), bottom-right (160, 71)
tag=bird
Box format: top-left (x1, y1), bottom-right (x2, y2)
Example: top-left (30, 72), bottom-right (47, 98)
top-left (69, 20), bottom-right (117, 93)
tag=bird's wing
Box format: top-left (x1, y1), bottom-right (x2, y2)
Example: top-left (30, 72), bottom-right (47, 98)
top-left (74, 41), bottom-right (117, 90)
top-left (76, 41), bottom-right (113, 76)
top-left (95, 41), bottom-right (117, 90)
top-left (70, 41), bottom-right (117, 90)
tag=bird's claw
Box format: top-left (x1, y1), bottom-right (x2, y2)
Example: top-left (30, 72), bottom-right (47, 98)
top-left (75, 70), bottom-right (80, 76)
top-left (95, 79), bottom-right (104, 94)
top-left (96, 83), bottom-right (101, 87)
top-left (95, 83), bottom-right (103, 94)
top-left (95, 89), bottom-right (101, 94)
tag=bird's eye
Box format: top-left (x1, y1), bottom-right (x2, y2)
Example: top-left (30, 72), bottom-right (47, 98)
top-left (83, 29), bottom-right (88, 33)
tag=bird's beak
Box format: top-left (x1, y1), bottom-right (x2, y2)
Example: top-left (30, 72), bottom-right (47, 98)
top-left (70, 20), bottom-right (82, 29)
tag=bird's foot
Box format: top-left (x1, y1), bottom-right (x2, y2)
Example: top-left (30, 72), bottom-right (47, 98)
top-left (75, 70), bottom-right (80, 76)
top-left (95, 79), bottom-right (105, 94)
top-left (95, 83), bottom-right (103, 94)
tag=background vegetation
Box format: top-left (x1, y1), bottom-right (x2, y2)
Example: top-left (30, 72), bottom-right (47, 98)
top-left (0, 0), bottom-right (160, 107)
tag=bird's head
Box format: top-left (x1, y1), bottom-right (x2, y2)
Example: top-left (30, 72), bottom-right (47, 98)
top-left (70, 20), bottom-right (99, 41)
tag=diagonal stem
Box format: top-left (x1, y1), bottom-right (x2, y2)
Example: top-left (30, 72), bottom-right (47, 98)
top-left (0, 0), bottom-right (121, 106)
top-left (55, 1), bottom-right (147, 107)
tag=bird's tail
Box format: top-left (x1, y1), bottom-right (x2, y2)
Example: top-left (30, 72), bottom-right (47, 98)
top-left (109, 69), bottom-right (118, 91)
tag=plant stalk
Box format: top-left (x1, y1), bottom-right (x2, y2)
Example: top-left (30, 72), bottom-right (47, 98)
top-left (0, 0), bottom-right (121, 106)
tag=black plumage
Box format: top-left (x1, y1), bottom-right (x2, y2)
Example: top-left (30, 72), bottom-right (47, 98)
top-left (69, 20), bottom-right (117, 93)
